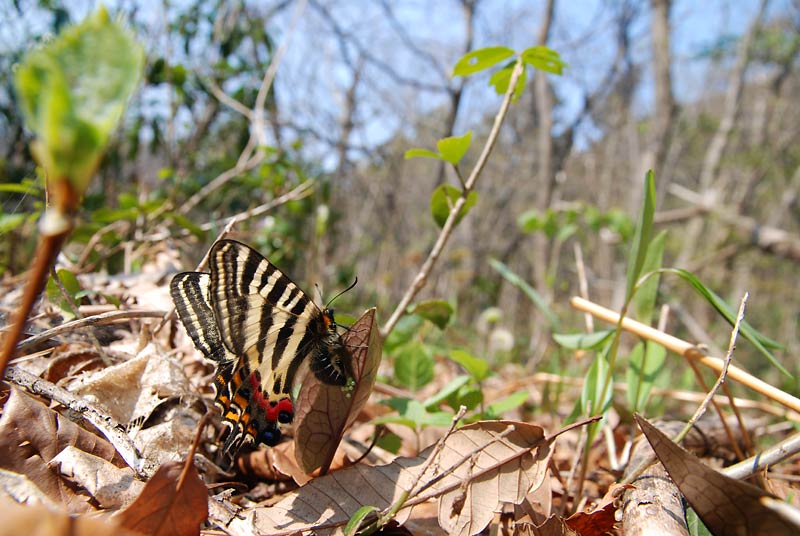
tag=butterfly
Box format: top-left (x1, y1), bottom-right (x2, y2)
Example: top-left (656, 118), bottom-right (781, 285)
top-left (170, 239), bottom-right (354, 456)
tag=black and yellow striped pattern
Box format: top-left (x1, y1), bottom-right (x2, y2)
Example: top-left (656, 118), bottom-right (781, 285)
top-left (170, 239), bottom-right (354, 457)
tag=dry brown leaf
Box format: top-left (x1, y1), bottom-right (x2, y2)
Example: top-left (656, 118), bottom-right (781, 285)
top-left (70, 343), bottom-right (192, 428)
top-left (50, 445), bottom-right (144, 509)
top-left (222, 420), bottom-right (552, 536)
top-left (0, 497), bottom-right (140, 536)
top-left (0, 387), bottom-right (124, 513)
top-left (293, 308), bottom-right (381, 475)
top-left (563, 497), bottom-right (617, 536)
top-left (636, 414), bottom-right (800, 536)
top-left (514, 472), bottom-right (553, 525)
top-left (116, 460), bottom-right (208, 536)
top-left (432, 421), bottom-right (552, 536)
top-left (44, 343), bottom-right (105, 383)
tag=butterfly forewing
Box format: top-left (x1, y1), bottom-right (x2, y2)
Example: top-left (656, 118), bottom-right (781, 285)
top-left (209, 240), bottom-right (318, 360)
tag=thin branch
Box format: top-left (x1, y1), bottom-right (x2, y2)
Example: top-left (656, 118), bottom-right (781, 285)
top-left (141, 180), bottom-right (314, 243)
top-left (380, 59), bottom-right (525, 339)
top-left (14, 309), bottom-right (167, 353)
top-left (681, 293), bottom-right (747, 438)
top-left (202, 76), bottom-right (253, 119)
top-left (622, 293), bottom-right (748, 486)
top-left (252, 0), bottom-right (308, 147)
top-left (570, 296), bottom-right (800, 413)
top-left (724, 430), bottom-right (800, 481)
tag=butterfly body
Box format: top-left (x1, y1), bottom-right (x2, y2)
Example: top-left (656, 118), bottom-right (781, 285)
top-left (170, 240), bottom-right (353, 456)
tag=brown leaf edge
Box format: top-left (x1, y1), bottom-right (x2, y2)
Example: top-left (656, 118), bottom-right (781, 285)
top-left (116, 460), bottom-right (208, 536)
top-left (635, 414), bottom-right (800, 536)
top-left (293, 307), bottom-right (380, 475)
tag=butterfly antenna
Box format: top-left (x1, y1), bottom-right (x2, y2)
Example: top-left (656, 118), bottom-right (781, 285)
top-left (326, 276), bottom-right (358, 309)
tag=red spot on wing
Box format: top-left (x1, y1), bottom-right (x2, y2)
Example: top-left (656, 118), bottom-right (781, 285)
top-left (278, 398), bottom-right (293, 415)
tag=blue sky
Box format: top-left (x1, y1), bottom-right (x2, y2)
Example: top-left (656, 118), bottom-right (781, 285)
top-left (3, 0), bottom-right (792, 165)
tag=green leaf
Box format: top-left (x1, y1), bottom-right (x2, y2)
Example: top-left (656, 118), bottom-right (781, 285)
top-left (485, 389), bottom-right (528, 418)
top-left (165, 211), bottom-right (206, 239)
top-left (375, 398), bottom-right (453, 428)
top-left (14, 6), bottom-right (144, 195)
top-left (0, 214), bottom-right (27, 234)
top-left (344, 505), bottom-right (378, 536)
top-left (555, 223), bottom-right (578, 242)
top-left (664, 268), bottom-right (789, 376)
top-left (430, 184), bottom-right (478, 228)
top-left (46, 268), bottom-right (82, 321)
top-left (436, 131), bottom-right (472, 165)
top-left (451, 385), bottom-right (483, 411)
top-left (383, 314), bottom-right (423, 353)
top-left (393, 342), bottom-right (434, 391)
top-left (582, 350), bottom-right (613, 419)
top-left (552, 329), bottom-right (614, 350)
top-left (404, 148), bottom-right (444, 161)
top-left (489, 258), bottom-right (559, 328)
top-left (488, 62), bottom-right (527, 101)
top-left (422, 375), bottom-right (471, 410)
top-left (92, 207), bottom-right (139, 223)
top-left (449, 349), bottom-right (491, 382)
top-left (376, 432), bottom-right (402, 454)
top-left (625, 171), bottom-right (657, 300)
top-left (632, 231), bottom-right (667, 325)
top-left (626, 341), bottom-right (667, 413)
top-left (517, 209), bottom-right (543, 233)
top-left (410, 299), bottom-right (454, 329)
top-left (453, 46), bottom-right (514, 77)
top-left (520, 46), bottom-right (567, 74)
top-left (0, 182), bottom-right (42, 195)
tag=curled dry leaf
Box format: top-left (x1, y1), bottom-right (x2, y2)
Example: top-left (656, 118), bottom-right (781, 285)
top-left (222, 420), bottom-right (552, 536)
top-left (636, 414), bottom-right (800, 536)
top-left (563, 495), bottom-right (617, 535)
top-left (116, 460), bottom-right (208, 536)
top-left (0, 387), bottom-right (124, 513)
top-left (293, 308), bottom-right (380, 475)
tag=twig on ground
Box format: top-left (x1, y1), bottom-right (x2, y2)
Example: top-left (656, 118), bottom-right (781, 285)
top-left (723, 430), bottom-right (800, 480)
top-left (570, 296), bottom-right (800, 413)
top-left (14, 309), bottom-right (167, 353)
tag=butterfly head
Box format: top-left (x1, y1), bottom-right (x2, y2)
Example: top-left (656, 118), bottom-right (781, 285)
top-left (322, 307), bottom-right (337, 331)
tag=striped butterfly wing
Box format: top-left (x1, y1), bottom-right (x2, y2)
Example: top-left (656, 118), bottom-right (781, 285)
top-left (170, 272), bottom-right (232, 363)
top-left (207, 240), bottom-right (353, 454)
top-left (170, 272), bottom-right (280, 452)
top-left (171, 240), bottom-right (354, 457)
